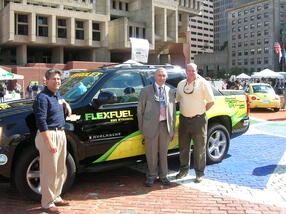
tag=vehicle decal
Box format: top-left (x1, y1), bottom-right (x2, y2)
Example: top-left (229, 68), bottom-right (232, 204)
top-left (0, 154), bottom-right (8, 165)
top-left (89, 132), bottom-right (121, 141)
top-left (0, 103), bottom-right (11, 111)
top-left (93, 115), bottom-right (180, 163)
top-left (70, 72), bottom-right (103, 78)
top-left (85, 110), bottom-right (134, 122)
top-left (66, 114), bottom-right (81, 121)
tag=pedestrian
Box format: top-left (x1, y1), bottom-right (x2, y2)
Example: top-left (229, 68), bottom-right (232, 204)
top-left (137, 67), bottom-right (176, 187)
top-left (32, 82), bottom-right (39, 99)
top-left (27, 81), bottom-right (33, 99)
top-left (15, 82), bottom-right (22, 94)
top-left (175, 63), bottom-right (215, 183)
top-left (0, 83), bottom-right (5, 103)
top-left (33, 69), bottom-right (72, 214)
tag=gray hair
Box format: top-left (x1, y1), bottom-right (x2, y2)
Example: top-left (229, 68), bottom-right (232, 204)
top-left (45, 69), bottom-right (62, 80)
top-left (186, 63), bottom-right (198, 71)
top-left (155, 67), bottom-right (168, 77)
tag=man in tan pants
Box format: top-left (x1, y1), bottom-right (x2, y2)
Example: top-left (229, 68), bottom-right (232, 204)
top-left (33, 69), bottom-right (71, 214)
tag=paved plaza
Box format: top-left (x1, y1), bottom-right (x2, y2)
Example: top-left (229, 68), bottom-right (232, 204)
top-left (0, 110), bottom-right (285, 214)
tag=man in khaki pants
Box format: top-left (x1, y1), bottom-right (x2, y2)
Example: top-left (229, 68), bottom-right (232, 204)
top-left (33, 69), bottom-right (71, 214)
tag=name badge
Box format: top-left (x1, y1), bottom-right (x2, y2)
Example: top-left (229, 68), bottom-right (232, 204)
top-left (58, 99), bottom-right (63, 105)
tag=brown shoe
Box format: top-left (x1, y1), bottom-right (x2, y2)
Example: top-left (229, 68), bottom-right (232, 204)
top-left (54, 200), bottom-right (70, 206)
top-left (42, 206), bottom-right (60, 214)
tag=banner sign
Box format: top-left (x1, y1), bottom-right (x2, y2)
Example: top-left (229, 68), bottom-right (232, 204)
top-left (130, 38), bottom-right (149, 63)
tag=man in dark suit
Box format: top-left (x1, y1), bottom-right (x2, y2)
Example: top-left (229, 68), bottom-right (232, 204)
top-left (137, 67), bottom-right (176, 187)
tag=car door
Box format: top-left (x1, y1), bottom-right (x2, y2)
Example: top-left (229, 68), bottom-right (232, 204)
top-left (81, 70), bottom-right (146, 161)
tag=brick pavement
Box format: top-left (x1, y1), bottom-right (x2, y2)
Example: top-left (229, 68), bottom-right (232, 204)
top-left (0, 168), bottom-right (285, 214)
top-left (0, 110), bottom-right (286, 214)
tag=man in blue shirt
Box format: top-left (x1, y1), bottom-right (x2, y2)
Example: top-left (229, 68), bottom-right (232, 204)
top-left (33, 69), bottom-right (71, 214)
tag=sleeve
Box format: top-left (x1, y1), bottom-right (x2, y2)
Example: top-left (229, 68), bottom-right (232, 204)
top-left (33, 95), bottom-right (48, 132)
top-left (137, 88), bottom-right (147, 132)
top-left (203, 80), bottom-right (215, 103)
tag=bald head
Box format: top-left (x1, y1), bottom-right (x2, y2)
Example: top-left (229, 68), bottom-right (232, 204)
top-left (186, 63), bottom-right (198, 83)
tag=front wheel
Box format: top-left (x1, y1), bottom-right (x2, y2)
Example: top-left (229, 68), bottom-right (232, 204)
top-left (14, 146), bottom-right (76, 201)
top-left (273, 108), bottom-right (280, 112)
top-left (206, 123), bottom-right (230, 164)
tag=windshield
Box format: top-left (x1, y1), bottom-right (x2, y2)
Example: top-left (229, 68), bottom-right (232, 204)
top-left (60, 72), bottom-right (104, 102)
top-left (252, 85), bottom-right (275, 94)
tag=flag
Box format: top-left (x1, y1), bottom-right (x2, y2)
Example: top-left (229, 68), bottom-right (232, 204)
top-left (274, 42), bottom-right (282, 62)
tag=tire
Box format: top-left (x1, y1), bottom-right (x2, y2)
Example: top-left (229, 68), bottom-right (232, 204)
top-left (14, 146), bottom-right (76, 201)
top-left (206, 123), bottom-right (230, 164)
top-left (273, 108), bottom-right (280, 112)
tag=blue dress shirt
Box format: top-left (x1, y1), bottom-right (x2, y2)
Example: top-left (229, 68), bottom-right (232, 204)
top-left (33, 87), bottom-right (65, 132)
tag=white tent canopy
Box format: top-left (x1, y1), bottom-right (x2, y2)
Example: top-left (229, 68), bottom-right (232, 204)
top-left (0, 67), bottom-right (24, 80)
top-left (236, 73), bottom-right (251, 79)
top-left (251, 69), bottom-right (284, 79)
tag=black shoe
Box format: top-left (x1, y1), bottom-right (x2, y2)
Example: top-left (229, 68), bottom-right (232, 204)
top-left (194, 175), bottom-right (203, 183)
top-left (160, 177), bottom-right (171, 185)
top-left (175, 170), bottom-right (188, 179)
top-left (144, 178), bottom-right (155, 187)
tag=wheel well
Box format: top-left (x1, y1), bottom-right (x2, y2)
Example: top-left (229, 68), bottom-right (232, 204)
top-left (208, 115), bottom-right (231, 135)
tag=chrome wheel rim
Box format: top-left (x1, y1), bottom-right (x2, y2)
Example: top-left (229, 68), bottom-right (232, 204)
top-left (208, 130), bottom-right (227, 161)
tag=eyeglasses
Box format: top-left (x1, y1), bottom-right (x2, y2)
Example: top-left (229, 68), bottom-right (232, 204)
top-left (183, 81), bottom-right (195, 94)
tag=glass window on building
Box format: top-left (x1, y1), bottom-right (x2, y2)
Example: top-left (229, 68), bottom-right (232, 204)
top-left (257, 57), bottom-right (262, 64)
top-left (125, 2), bottom-right (129, 11)
top-left (264, 21), bottom-right (270, 27)
top-left (238, 42), bottom-right (242, 47)
top-left (15, 13), bottom-right (28, 35)
top-left (264, 47), bottom-right (269, 53)
top-left (250, 15), bottom-right (255, 21)
top-left (238, 34), bottom-right (242, 39)
top-left (244, 9), bottom-right (249, 15)
top-left (244, 25), bottom-right (248, 30)
top-left (257, 31), bottom-right (261, 36)
top-left (232, 60), bottom-right (236, 66)
top-left (257, 6), bottom-right (262, 11)
top-left (244, 17), bottom-right (248, 22)
top-left (264, 57), bottom-right (269, 64)
top-left (232, 27), bottom-right (236, 32)
top-left (250, 58), bottom-right (254, 65)
top-left (57, 19), bottom-right (67, 38)
top-left (257, 48), bottom-right (262, 53)
top-left (257, 22), bottom-right (262, 28)
top-left (250, 23), bottom-right (255, 29)
top-left (232, 51), bottom-right (236, 56)
top-left (75, 21), bottom-right (84, 40)
top-left (238, 11), bottom-right (242, 16)
top-left (237, 59), bottom-right (242, 65)
top-left (244, 59), bottom-right (248, 65)
top-left (250, 32), bottom-right (255, 37)
top-left (232, 13), bottom-right (235, 18)
top-left (112, 0), bottom-right (116, 9)
top-left (250, 7), bottom-right (255, 13)
top-left (244, 33), bottom-right (248, 38)
top-left (250, 40), bottom-right (255, 46)
top-left (37, 16), bottom-right (48, 37)
top-left (244, 49), bottom-right (248, 55)
top-left (238, 26), bottom-right (242, 32)
top-left (232, 43), bottom-right (236, 48)
top-left (244, 41), bottom-right (248, 46)
top-left (238, 51), bottom-right (242, 56)
top-left (119, 1), bottom-right (122, 10)
top-left (238, 18), bottom-right (242, 24)
top-left (264, 12), bottom-right (270, 18)
top-left (264, 30), bottom-right (269, 36)
top-left (264, 3), bottom-right (269, 9)
top-left (250, 49), bottom-right (255, 55)
top-left (92, 23), bottom-right (100, 41)
top-left (257, 14), bottom-right (262, 19)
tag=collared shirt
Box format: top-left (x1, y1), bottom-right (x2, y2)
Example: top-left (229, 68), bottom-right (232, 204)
top-left (155, 82), bottom-right (167, 121)
top-left (33, 87), bottom-right (65, 132)
top-left (176, 76), bottom-right (214, 117)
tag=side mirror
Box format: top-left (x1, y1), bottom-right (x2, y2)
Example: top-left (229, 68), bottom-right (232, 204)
top-left (93, 91), bottom-right (117, 108)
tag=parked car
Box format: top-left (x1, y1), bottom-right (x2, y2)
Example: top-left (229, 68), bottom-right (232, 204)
top-left (0, 64), bottom-right (250, 201)
top-left (244, 83), bottom-right (280, 111)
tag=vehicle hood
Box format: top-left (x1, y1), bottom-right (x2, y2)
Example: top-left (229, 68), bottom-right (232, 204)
top-left (0, 100), bottom-right (34, 117)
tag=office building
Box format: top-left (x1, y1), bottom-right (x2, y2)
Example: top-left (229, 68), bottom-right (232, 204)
top-left (0, 0), bottom-right (203, 65)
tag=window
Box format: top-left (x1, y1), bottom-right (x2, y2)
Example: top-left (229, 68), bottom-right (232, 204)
top-left (238, 26), bottom-right (242, 32)
top-left (250, 58), bottom-right (254, 65)
top-left (112, 0), bottom-right (116, 9)
top-left (238, 11), bottom-right (242, 16)
top-left (244, 33), bottom-right (248, 38)
top-left (257, 57), bottom-right (261, 64)
top-left (250, 32), bottom-right (255, 38)
top-left (244, 41), bottom-right (248, 47)
top-left (257, 31), bottom-right (261, 37)
top-left (92, 23), bottom-right (100, 41)
top-left (264, 38), bottom-right (269, 44)
top-left (238, 51), bottom-right (242, 56)
top-left (57, 19), bottom-right (67, 38)
top-left (264, 30), bottom-right (269, 36)
top-left (257, 14), bottom-right (262, 19)
top-left (264, 47), bottom-right (269, 53)
top-left (244, 59), bottom-right (248, 65)
top-left (232, 60), bottom-right (236, 66)
top-left (232, 20), bottom-right (236, 25)
top-left (264, 57), bottom-right (269, 64)
top-left (238, 34), bottom-right (242, 39)
top-left (75, 21), bottom-right (84, 40)
top-left (244, 50), bottom-right (248, 55)
top-left (244, 17), bottom-right (248, 22)
top-left (238, 42), bottom-right (242, 47)
top-left (250, 15), bottom-right (255, 21)
top-left (264, 3), bottom-right (269, 9)
top-left (264, 12), bottom-right (270, 18)
top-left (250, 23), bottom-right (255, 29)
top-left (250, 40), bottom-right (255, 46)
top-left (257, 6), bottom-right (262, 11)
top-left (232, 51), bottom-right (236, 57)
top-left (238, 18), bottom-right (242, 24)
top-left (37, 16), bottom-right (48, 37)
top-left (244, 25), bottom-right (248, 30)
top-left (119, 1), bottom-right (122, 10)
top-left (232, 35), bottom-right (236, 40)
top-left (125, 3), bottom-right (129, 11)
top-left (250, 49), bottom-right (255, 55)
top-left (15, 14), bottom-right (28, 35)
top-left (99, 72), bottom-right (144, 104)
top-left (250, 8), bottom-right (255, 13)
top-left (257, 22), bottom-right (262, 28)
top-left (244, 9), bottom-right (249, 15)
top-left (264, 21), bottom-right (270, 27)
top-left (257, 48), bottom-right (262, 54)
top-left (232, 27), bottom-right (236, 32)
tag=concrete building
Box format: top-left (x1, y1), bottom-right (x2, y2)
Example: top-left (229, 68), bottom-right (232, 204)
top-left (189, 0), bottom-right (214, 63)
top-left (228, 0), bottom-right (286, 72)
top-left (0, 0), bottom-right (203, 66)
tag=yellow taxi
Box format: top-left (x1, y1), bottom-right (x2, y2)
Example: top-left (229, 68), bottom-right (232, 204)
top-left (245, 83), bottom-right (281, 111)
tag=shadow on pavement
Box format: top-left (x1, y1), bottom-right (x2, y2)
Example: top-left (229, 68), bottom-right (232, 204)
top-left (252, 164), bottom-right (286, 176)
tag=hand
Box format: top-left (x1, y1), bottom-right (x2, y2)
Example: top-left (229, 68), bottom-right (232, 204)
top-left (48, 143), bottom-right (57, 153)
top-left (63, 100), bottom-right (72, 117)
top-left (170, 135), bottom-right (175, 141)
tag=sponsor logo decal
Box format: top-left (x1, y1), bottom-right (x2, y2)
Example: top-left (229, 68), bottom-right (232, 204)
top-left (0, 154), bottom-right (8, 165)
top-left (66, 114), bottom-right (81, 121)
top-left (85, 110), bottom-right (134, 122)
